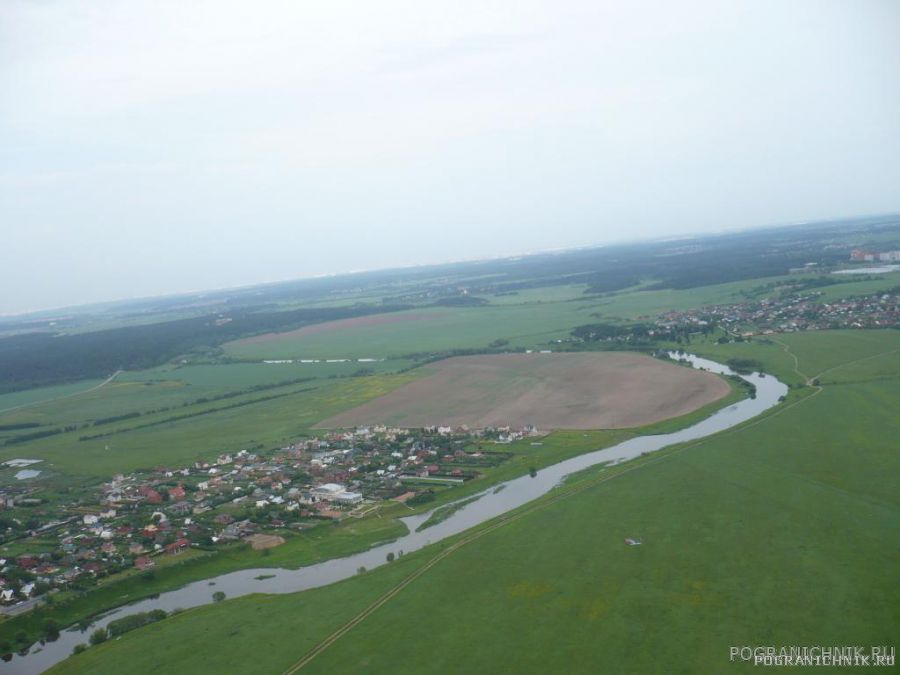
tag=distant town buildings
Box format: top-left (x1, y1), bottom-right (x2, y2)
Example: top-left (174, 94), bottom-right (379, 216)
top-left (850, 249), bottom-right (900, 263)
top-left (656, 289), bottom-right (898, 335)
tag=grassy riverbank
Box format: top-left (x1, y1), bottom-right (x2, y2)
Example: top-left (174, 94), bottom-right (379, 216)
top-left (53, 331), bottom-right (899, 674)
top-left (0, 373), bottom-right (742, 651)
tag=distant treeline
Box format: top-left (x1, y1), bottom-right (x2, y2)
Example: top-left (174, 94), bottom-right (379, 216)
top-left (726, 358), bottom-right (765, 374)
top-left (2, 425), bottom-right (76, 446)
top-left (434, 296), bottom-right (489, 307)
top-left (443, 221), bottom-right (869, 296)
top-left (0, 304), bottom-right (410, 393)
top-left (571, 322), bottom-right (702, 343)
top-left (0, 422), bottom-right (42, 431)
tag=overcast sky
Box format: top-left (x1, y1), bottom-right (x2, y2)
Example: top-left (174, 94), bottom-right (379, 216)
top-left (1, 0), bottom-right (899, 314)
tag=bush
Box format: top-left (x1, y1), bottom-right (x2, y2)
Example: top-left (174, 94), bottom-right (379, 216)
top-left (726, 358), bottom-right (764, 374)
top-left (386, 552), bottom-right (395, 563)
top-left (89, 628), bottom-right (108, 645)
top-left (43, 619), bottom-right (60, 640)
top-left (72, 643), bottom-right (87, 655)
top-left (407, 491), bottom-right (436, 506)
top-left (213, 591), bottom-right (226, 602)
top-left (107, 610), bottom-right (168, 637)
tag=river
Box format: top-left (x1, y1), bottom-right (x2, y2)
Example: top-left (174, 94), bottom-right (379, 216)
top-left (5, 354), bottom-right (787, 673)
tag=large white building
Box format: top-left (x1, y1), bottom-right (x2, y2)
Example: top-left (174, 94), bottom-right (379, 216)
top-left (311, 483), bottom-right (363, 505)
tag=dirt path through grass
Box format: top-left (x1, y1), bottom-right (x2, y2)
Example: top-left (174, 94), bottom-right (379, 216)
top-left (0, 370), bottom-right (122, 415)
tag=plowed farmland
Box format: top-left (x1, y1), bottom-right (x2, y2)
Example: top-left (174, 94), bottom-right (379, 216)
top-left (318, 352), bottom-right (730, 430)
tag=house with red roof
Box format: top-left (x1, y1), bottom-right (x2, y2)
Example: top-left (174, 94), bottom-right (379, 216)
top-left (134, 556), bottom-right (155, 570)
top-left (165, 538), bottom-right (190, 555)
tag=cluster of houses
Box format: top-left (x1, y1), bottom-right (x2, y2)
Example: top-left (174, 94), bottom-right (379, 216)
top-left (849, 249), bottom-right (900, 263)
top-left (0, 424), bottom-right (536, 611)
top-left (656, 289), bottom-right (898, 335)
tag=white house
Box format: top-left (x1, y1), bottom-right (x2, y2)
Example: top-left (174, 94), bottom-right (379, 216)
top-left (311, 483), bottom-right (363, 505)
top-left (333, 491), bottom-right (363, 505)
top-left (311, 483), bottom-right (345, 499)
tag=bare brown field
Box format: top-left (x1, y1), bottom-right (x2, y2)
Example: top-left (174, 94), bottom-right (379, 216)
top-left (245, 533), bottom-right (286, 550)
top-left (318, 352), bottom-right (731, 430)
top-left (227, 311), bottom-right (442, 347)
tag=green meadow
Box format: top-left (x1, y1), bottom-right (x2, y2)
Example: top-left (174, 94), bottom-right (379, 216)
top-left (0, 360), bottom-right (413, 430)
top-left (814, 271), bottom-right (900, 301)
top-left (52, 330), bottom-right (900, 674)
top-left (0, 378), bottom-right (107, 414)
top-left (0, 373), bottom-right (418, 478)
top-left (120, 358), bottom-right (414, 388)
top-left (223, 304), bottom-right (594, 360)
top-left (775, 329), bottom-right (900, 379)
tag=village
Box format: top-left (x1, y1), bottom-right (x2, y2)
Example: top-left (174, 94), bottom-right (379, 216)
top-left (0, 424), bottom-right (536, 613)
top-left (655, 287), bottom-right (898, 336)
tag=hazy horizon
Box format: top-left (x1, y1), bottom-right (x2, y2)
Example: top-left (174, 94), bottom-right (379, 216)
top-left (3, 0), bottom-right (900, 315)
top-left (3, 212), bottom-right (895, 318)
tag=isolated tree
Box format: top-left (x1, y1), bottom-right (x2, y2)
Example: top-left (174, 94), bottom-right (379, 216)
top-left (386, 552), bottom-right (395, 563)
top-left (212, 591), bottom-right (226, 602)
top-left (43, 619), bottom-right (60, 640)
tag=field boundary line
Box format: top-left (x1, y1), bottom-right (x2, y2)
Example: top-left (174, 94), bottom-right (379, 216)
top-left (0, 370), bottom-right (122, 415)
top-left (771, 338), bottom-right (808, 383)
top-left (771, 338), bottom-right (899, 385)
top-left (811, 347), bottom-right (900, 382)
